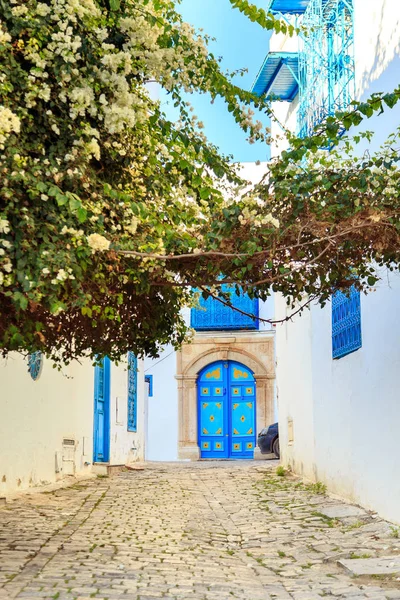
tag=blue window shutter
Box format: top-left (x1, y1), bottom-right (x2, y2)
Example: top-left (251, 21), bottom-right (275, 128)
top-left (332, 286), bottom-right (362, 359)
top-left (145, 374), bottom-right (153, 397)
top-left (191, 285), bottom-right (259, 331)
top-left (127, 352), bottom-right (138, 432)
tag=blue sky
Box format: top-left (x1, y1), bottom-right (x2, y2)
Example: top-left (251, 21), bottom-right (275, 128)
top-left (161, 0), bottom-right (271, 163)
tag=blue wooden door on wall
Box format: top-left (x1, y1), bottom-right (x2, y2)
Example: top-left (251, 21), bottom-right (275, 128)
top-left (198, 361), bottom-right (256, 459)
top-left (93, 357), bottom-right (110, 463)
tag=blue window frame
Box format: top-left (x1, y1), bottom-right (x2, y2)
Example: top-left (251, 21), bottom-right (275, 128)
top-left (191, 285), bottom-right (259, 331)
top-left (145, 374), bottom-right (153, 397)
top-left (127, 352), bottom-right (138, 432)
top-left (332, 286), bottom-right (361, 359)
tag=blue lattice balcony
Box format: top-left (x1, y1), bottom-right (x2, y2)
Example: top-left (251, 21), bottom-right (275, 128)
top-left (191, 287), bottom-right (259, 331)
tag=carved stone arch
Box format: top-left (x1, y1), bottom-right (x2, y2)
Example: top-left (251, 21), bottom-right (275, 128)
top-left (176, 335), bottom-right (275, 461)
top-left (183, 347), bottom-right (271, 380)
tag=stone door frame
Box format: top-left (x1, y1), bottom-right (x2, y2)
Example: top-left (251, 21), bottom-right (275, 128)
top-left (176, 339), bottom-right (275, 460)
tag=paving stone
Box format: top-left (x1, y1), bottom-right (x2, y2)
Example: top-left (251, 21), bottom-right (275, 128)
top-left (319, 504), bottom-right (368, 519)
top-left (0, 463), bottom-right (399, 600)
top-left (339, 556), bottom-right (400, 576)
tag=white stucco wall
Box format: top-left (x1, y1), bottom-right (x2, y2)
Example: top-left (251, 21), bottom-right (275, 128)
top-left (0, 354), bottom-right (94, 494)
top-left (145, 346), bottom-right (178, 461)
top-left (354, 0), bottom-right (400, 98)
top-left (277, 272), bottom-right (400, 523)
top-left (274, 0), bottom-right (400, 523)
top-left (310, 272), bottom-right (400, 520)
top-left (109, 359), bottom-right (147, 465)
top-left (0, 354), bottom-right (147, 494)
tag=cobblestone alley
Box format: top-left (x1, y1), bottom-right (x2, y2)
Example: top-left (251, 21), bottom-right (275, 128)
top-left (0, 462), bottom-right (399, 600)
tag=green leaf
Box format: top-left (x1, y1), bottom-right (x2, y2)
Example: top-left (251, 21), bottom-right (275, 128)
top-left (56, 194), bottom-right (68, 206)
top-left (200, 188), bottom-right (211, 199)
top-left (77, 207), bottom-right (88, 223)
top-left (383, 93), bottom-right (399, 109)
top-left (110, 0), bottom-right (120, 9)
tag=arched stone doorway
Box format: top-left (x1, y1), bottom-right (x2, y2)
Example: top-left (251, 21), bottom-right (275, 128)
top-left (198, 360), bottom-right (256, 459)
top-left (176, 335), bottom-right (275, 460)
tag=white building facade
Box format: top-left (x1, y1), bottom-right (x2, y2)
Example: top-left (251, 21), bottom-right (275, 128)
top-left (253, 0), bottom-right (400, 523)
top-left (0, 352), bottom-right (147, 494)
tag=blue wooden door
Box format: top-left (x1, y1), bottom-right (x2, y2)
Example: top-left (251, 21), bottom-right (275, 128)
top-left (198, 361), bottom-right (256, 459)
top-left (93, 357), bottom-right (110, 463)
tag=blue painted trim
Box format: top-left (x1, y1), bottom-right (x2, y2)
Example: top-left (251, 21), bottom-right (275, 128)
top-left (127, 352), bottom-right (138, 432)
top-left (28, 351), bottom-right (43, 381)
top-left (145, 374), bottom-right (153, 397)
top-left (332, 286), bottom-right (362, 359)
top-left (191, 287), bottom-right (259, 331)
top-left (267, 0), bottom-right (310, 13)
top-left (197, 360), bottom-right (256, 460)
top-left (252, 52), bottom-right (299, 101)
top-left (93, 357), bottom-right (110, 463)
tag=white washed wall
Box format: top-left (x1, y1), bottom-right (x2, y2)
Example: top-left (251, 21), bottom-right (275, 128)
top-left (0, 354), bottom-right (94, 493)
top-left (275, 1), bottom-right (400, 523)
top-left (0, 354), bottom-right (146, 494)
top-left (109, 359), bottom-right (147, 465)
top-left (277, 272), bottom-right (400, 523)
top-left (145, 346), bottom-right (179, 461)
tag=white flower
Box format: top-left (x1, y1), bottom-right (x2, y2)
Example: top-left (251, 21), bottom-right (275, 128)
top-left (125, 217), bottom-right (138, 235)
top-left (0, 107), bottom-right (20, 147)
top-left (2, 260), bottom-right (12, 273)
top-left (41, 194), bottom-right (48, 201)
top-left (0, 218), bottom-right (10, 234)
top-left (87, 233), bottom-right (111, 252)
top-left (86, 138), bottom-right (100, 160)
top-left (42, 267), bottom-right (50, 275)
top-left (56, 268), bottom-right (68, 281)
top-left (36, 3), bottom-right (51, 16)
top-left (0, 26), bottom-right (11, 44)
top-left (11, 5), bottom-right (28, 17)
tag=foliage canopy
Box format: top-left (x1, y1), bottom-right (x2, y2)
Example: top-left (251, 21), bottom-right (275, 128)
top-left (0, 0), bottom-right (399, 363)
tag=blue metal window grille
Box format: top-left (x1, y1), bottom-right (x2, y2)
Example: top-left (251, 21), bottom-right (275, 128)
top-left (28, 351), bottom-right (43, 381)
top-left (127, 352), bottom-right (138, 432)
top-left (191, 285), bottom-right (259, 331)
top-left (332, 286), bottom-right (361, 359)
top-left (298, 0), bottom-right (355, 138)
top-left (145, 374), bottom-right (153, 397)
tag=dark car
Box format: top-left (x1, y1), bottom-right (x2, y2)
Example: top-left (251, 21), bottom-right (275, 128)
top-left (258, 422), bottom-right (280, 458)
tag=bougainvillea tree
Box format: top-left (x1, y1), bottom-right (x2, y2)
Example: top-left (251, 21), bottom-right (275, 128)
top-left (0, 0), bottom-right (399, 363)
